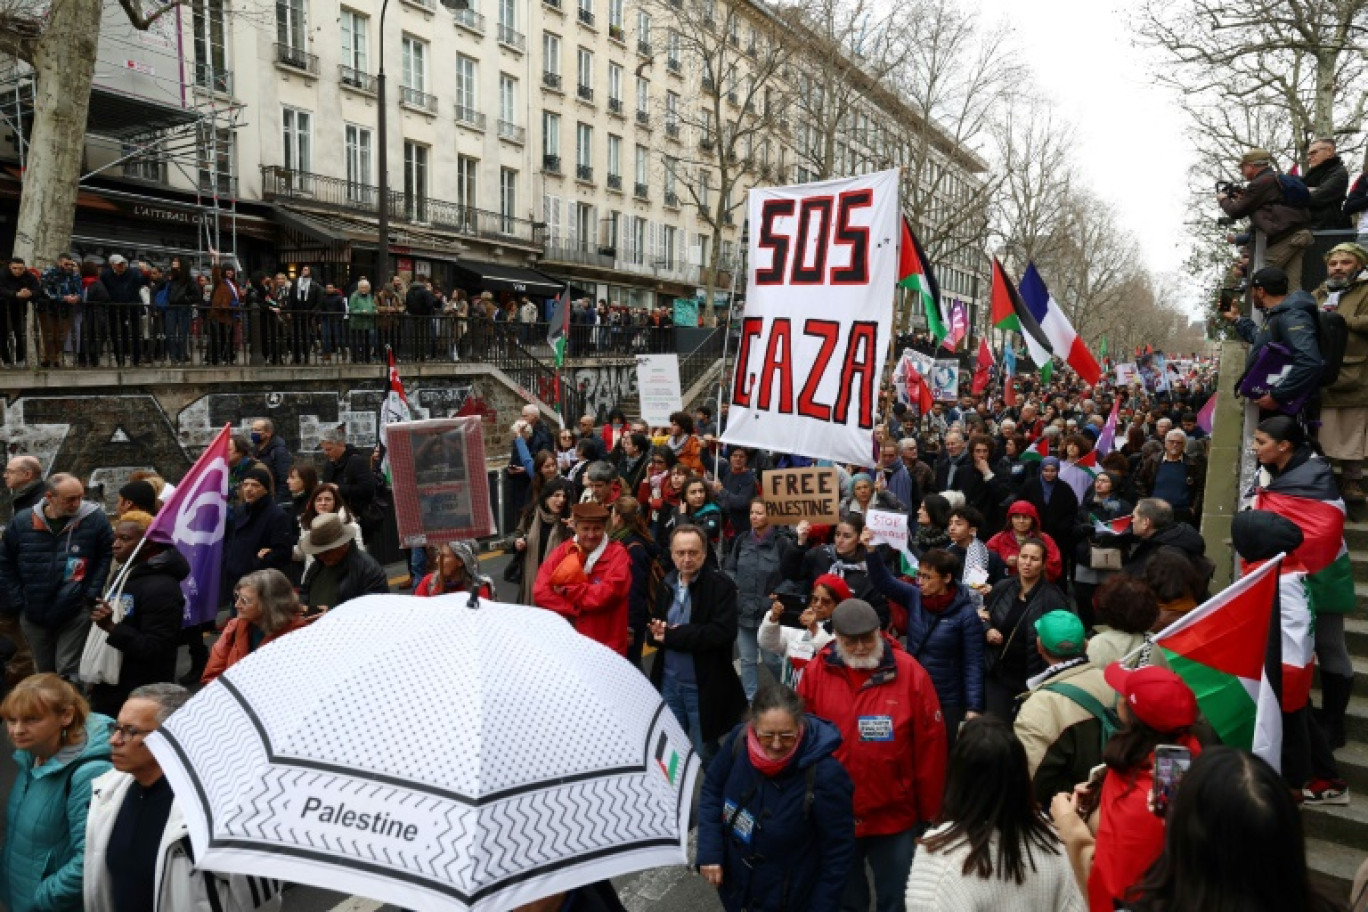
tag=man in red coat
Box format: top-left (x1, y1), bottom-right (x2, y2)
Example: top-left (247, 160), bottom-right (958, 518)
top-left (797, 599), bottom-right (946, 912)
top-left (533, 501), bottom-right (632, 654)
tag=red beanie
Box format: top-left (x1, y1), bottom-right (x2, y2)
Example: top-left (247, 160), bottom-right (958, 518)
top-left (813, 573), bottom-right (853, 602)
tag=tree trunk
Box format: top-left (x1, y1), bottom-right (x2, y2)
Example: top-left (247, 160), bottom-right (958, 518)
top-left (13, 0), bottom-right (101, 266)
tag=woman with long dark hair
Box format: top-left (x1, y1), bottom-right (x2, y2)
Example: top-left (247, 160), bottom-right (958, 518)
top-left (1126, 747), bottom-right (1341, 912)
top-left (907, 715), bottom-right (1084, 909)
top-left (981, 539), bottom-right (1070, 719)
top-left (506, 477), bottom-right (574, 604)
top-left (610, 495), bottom-right (658, 666)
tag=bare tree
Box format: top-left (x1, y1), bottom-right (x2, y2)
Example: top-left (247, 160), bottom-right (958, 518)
top-left (645, 0), bottom-right (796, 325)
top-left (1, 0), bottom-right (186, 265)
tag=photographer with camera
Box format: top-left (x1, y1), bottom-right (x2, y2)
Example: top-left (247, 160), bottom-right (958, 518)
top-left (1217, 148), bottom-right (1313, 291)
top-left (1221, 266), bottom-right (1323, 417)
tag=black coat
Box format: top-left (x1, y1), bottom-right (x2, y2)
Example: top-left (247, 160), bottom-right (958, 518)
top-left (619, 532), bottom-right (657, 637)
top-left (648, 565), bottom-right (748, 743)
top-left (91, 546), bottom-right (189, 714)
top-left (288, 277), bottom-right (322, 312)
top-left (255, 434), bottom-right (294, 502)
top-left (300, 544), bottom-right (389, 609)
top-left (984, 577), bottom-right (1072, 683)
top-left (1305, 155), bottom-right (1352, 230)
top-left (1020, 480), bottom-right (1080, 555)
top-left (222, 498), bottom-right (296, 598)
top-left (323, 445), bottom-right (377, 516)
top-left (0, 268), bottom-right (40, 310)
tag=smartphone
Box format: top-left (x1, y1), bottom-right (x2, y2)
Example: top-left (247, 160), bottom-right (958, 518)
top-left (774, 593), bottom-right (807, 628)
top-left (1152, 744), bottom-right (1192, 817)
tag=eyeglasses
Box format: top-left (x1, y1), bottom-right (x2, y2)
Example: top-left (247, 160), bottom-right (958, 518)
top-left (233, 591), bottom-right (256, 604)
top-left (915, 572), bottom-right (941, 581)
top-left (753, 729), bottom-right (799, 745)
top-left (110, 723), bottom-right (155, 741)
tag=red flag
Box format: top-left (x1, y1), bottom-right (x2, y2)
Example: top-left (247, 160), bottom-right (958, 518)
top-left (971, 338), bottom-right (994, 395)
top-left (904, 355), bottom-right (934, 414)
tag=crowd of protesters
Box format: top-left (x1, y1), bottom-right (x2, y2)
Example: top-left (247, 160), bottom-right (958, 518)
top-left (0, 330), bottom-right (1358, 910)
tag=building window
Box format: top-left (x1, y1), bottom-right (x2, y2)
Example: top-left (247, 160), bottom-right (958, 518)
top-left (661, 225), bottom-right (677, 269)
top-left (344, 124), bottom-right (372, 202)
top-left (631, 217), bottom-right (646, 265)
top-left (636, 9), bottom-right (650, 43)
top-left (577, 48), bottom-right (593, 92)
top-left (499, 0), bottom-right (515, 29)
top-left (635, 143), bottom-right (648, 186)
top-left (576, 122), bottom-right (593, 169)
top-left (698, 169), bottom-right (710, 208)
top-left (636, 75), bottom-right (648, 115)
top-left (666, 91), bottom-right (679, 128)
top-left (457, 155), bottom-right (478, 211)
top-left (500, 74), bottom-right (517, 124)
top-left (543, 32), bottom-right (561, 76)
top-left (455, 54), bottom-right (476, 112)
top-left (340, 9), bottom-right (368, 72)
top-left (543, 111), bottom-right (560, 160)
top-left (571, 202), bottom-right (593, 251)
top-left (196, 124), bottom-right (234, 194)
top-left (667, 29), bottom-right (680, 66)
top-left (276, 0), bottom-right (305, 49)
top-left (663, 155), bottom-right (677, 196)
top-left (192, 0), bottom-right (228, 91)
top-left (608, 62), bottom-right (622, 106)
top-left (401, 35), bottom-right (426, 93)
top-left (608, 0), bottom-right (622, 30)
top-left (607, 133), bottom-right (622, 182)
top-left (282, 107), bottom-right (311, 178)
top-left (404, 141), bottom-right (429, 221)
top-left (500, 167), bottom-right (517, 232)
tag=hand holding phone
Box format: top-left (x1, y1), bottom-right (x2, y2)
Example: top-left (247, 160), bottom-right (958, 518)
top-left (1152, 745), bottom-right (1192, 817)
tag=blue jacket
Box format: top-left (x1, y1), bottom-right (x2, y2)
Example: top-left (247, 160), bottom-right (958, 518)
top-left (697, 716), bottom-right (855, 912)
top-left (1, 714), bottom-right (114, 912)
top-left (0, 502), bottom-right (113, 629)
top-left (866, 548), bottom-right (985, 712)
top-left (1234, 291), bottom-right (1323, 407)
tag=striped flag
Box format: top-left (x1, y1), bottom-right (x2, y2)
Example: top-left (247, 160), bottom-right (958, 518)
top-left (1155, 556), bottom-right (1284, 769)
top-left (1254, 487), bottom-right (1356, 617)
top-left (898, 218), bottom-right (946, 342)
top-left (1019, 263), bottom-right (1102, 385)
top-left (547, 286), bottom-right (572, 421)
top-left (1096, 398), bottom-right (1121, 454)
top-left (1021, 436), bottom-right (1050, 462)
top-left (1060, 450), bottom-right (1098, 501)
top-left (1196, 393), bottom-right (1217, 435)
top-left (378, 347), bottom-right (411, 485)
top-left (991, 257), bottom-right (1052, 369)
top-left (1091, 513), bottom-right (1132, 536)
top-left (1002, 344), bottom-right (1018, 406)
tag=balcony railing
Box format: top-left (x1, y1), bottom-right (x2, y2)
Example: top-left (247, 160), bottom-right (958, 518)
top-left (193, 64), bottom-right (233, 94)
top-left (497, 120), bottom-right (526, 143)
top-left (260, 165), bottom-right (544, 247)
top-left (664, 190), bottom-right (679, 207)
top-left (454, 104), bottom-right (487, 129)
top-left (699, 134), bottom-right (715, 150)
top-left (701, 75), bottom-right (715, 92)
top-left (634, 182), bottom-right (648, 200)
top-left (497, 23), bottom-right (526, 50)
top-left (577, 7), bottom-right (594, 26)
top-left (635, 109), bottom-right (650, 127)
top-left (543, 153), bottom-right (562, 172)
top-left (400, 86), bottom-right (438, 113)
top-left (607, 174), bottom-right (622, 190)
top-left (609, 23), bottom-right (624, 41)
top-left (608, 97), bottom-right (622, 114)
top-left (576, 84), bottom-right (594, 101)
top-left (402, 0), bottom-right (434, 10)
top-left (338, 65), bottom-right (376, 93)
top-left (576, 164), bottom-right (593, 181)
top-left (637, 39), bottom-right (651, 56)
top-left (543, 0), bottom-right (562, 10)
top-left (727, 91), bottom-right (738, 105)
top-left (542, 71), bottom-right (562, 90)
top-left (275, 43), bottom-right (319, 75)
top-left (667, 57), bottom-right (680, 73)
top-left (666, 122), bottom-right (680, 139)
top-left (453, 7), bottom-right (485, 32)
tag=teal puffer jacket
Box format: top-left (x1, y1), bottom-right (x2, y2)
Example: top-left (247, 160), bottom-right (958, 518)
top-left (1, 714), bottom-right (114, 912)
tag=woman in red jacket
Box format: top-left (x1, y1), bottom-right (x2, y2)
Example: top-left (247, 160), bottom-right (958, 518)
top-left (985, 500), bottom-right (1065, 582)
top-left (1050, 663), bottom-right (1201, 912)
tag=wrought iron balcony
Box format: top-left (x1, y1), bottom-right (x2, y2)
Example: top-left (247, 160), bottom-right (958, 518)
top-left (193, 64), bottom-right (233, 94)
top-left (666, 122), bottom-right (680, 139)
top-left (637, 39), bottom-right (651, 56)
top-left (498, 120), bottom-right (526, 143)
top-left (664, 190), bottom-right (679, 207)
top-left (275, 43), bottom-right (319, 75)
top-left (667, 57), bottom-right (680, 73)
top-left (576, 164), bottom-right (594, 181)
top-left (634, 182), bottom-right (648, 200)
top-left (543, 153), bottom-right (562, 173)
top-left (701, 75), bottom-right (715, 92)
top-left (338, 65), bottom-right (375, 93)
top-left (608, 97), bottom-right (623, 114)
top-left (609, 23), bottom-right (624, 41)
top-left (454, 104), bottom-right (487, 128)
top-left (577, 7), bottom-right (594, 26)
top-left (577, 84), bottom-right (594, 101)
top-left (607, 174), bottom-right (622, 190)
top-left (635, 109), bottom-right (650, 127)
top-left (260, 165), bottom-right (544, 247)
top-left (497, 23), bottom-right (526, 50)
top-left (543, 71), bottom-right (562, 89)
top-left (400, 86), bottom-right (437, 113)
top-left (453, 7), bottom-right (485, 32)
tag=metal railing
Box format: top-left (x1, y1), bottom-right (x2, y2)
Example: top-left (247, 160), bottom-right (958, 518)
top-left (667, 57), bottom-right (680, 73)
top-left (400, 86), bottom-right (438, 112)
top-left (497, 120), bottom-right (526, 143)
top-left (665, 122), bottom-right (680, 139)
top-left (275, 43), bottom-right (319, 75)
top-left (543, 153), bottom-right (562, 173)
top-left (577, 6), bottom-right (594, 25)
top-left (193, 64), bottom-right (233, 94)
top-left (542, 71), bottom-right (562, 89)
top-left (455, 104), bottom-right (487, 129)
top-left (453, 8), bottom-right (485, 31)
top-left (609, 23), bottom-right (624, 41)
top-left (497, 23), bottom-right (526, 50)
top-left (678, 326), bottom-right (725, 393)
top-left (635, 109), bottom-right (650, 127)
top-left (576, 84), bottom-right (594, 101)
top-left (633, 182), bottom-right (648, 200)
top-left (575, 164), bottom-right (594, 181)
top-left (339, 65), bottom-right (376, 92)
top-left (607, 174), bottom-right (622, 190)
top-left (637, 39), bottom-right (651, 56)
top-left (261, 165), bottom-right (544, 247)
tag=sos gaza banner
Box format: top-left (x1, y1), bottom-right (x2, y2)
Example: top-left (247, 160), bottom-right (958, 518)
top-left (721, 170), bottom-right (899, 466)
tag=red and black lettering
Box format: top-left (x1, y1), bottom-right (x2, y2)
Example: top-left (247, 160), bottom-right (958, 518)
top-left (797, 320), bottom-right (840, 420)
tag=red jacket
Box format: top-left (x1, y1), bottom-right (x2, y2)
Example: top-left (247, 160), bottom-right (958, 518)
top-left (1088, 734), bottom-right (1202, 912)
top-left (984, 500), bottom-right (1065, 582)
top-left (797, 637), bottom-right (946, 836)
top-left (532, 538), bottom-right (633, 655)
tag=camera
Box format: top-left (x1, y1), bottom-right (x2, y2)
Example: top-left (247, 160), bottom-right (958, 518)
top-left (1215, 180), bottom-right (1245, 197)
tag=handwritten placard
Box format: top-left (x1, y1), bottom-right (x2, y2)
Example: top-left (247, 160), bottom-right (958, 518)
top-left (866, 509), bottom-right (909, 552)
top-left (761, 467), bottom-right (840, 526)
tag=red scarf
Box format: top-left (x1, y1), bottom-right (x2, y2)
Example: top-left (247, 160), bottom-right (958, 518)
top-left (747, 724), bottom-right (804, 777)
top-left (920, 588), bottom-right (956, 613)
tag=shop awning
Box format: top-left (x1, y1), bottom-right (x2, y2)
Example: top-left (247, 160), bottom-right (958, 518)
top-left (452, 260), bottom-right (566, 296)
top-left (269, 205), bottom-right (467, 260)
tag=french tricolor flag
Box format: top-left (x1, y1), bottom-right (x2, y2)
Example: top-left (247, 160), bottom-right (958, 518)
top-left (1019, 263), bottom-right (1102, 385)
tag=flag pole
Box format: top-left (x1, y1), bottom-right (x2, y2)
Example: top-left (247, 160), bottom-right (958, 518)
top-left (713, 247), bottom-right (741, 479)
top-left (376, 344), bottom-right (392, 467)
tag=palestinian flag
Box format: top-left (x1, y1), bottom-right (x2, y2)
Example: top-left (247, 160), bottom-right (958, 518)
top-left (1091, 514), bottom-right (1132, 536)
top-left (991, 257), bottom-right (1052, 370)
top-left (1238, 556), bottom-right (1316, 713)
top-left (1020, 437), bottom-right (1050, 462)
top-left (1155, 557), bottom-right (1284, 769)
top-left (899, 218), bottom-right (946, 342)
top-left (1255, 472), bottom-right (1357, 616)
top-left (1059, 450), bottom-right (1098, 501)
top-left (378, 347), bottom-right (411, 485)
top-left (654, 732), bottom-right (680, 785)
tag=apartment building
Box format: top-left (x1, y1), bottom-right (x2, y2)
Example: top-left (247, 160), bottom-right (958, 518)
top-left (0, 0), bottom-right (987, 321)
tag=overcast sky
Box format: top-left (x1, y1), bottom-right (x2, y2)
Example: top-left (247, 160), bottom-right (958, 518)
top-left (975, 0), bottom-right (1195, 278)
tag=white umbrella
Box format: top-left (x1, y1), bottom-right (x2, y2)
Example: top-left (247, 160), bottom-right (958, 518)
top-left (147, 594), bottom-right (700, 911)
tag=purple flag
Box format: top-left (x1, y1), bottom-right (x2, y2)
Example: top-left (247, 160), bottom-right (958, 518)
top-left (1197, 392), bottom-right (1217, 435)
top-left (1096, 398), bottom-right (1120, 454)
top-left (147, 424), bottom-right (232, 626)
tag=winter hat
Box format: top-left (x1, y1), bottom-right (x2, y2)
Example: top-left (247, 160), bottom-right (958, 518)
top-left (242, 466), bottom-right (273, 490)
top-left (1239, 148), bottom-right (1272, 166)
top-left (850, 473), bottom-right (874, 488)
top-left (812, 574), bottom-right (853, 603)
top-left (1326, 242), bottom-right (1368, 265)
top-left (832, 599), bottom-right (881, 636)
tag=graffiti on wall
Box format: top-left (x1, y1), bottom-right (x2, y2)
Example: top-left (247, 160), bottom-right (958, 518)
top-left (573, 365), bottom-right (638, 422)
top-left (2, 383), bottom-right (499, 494)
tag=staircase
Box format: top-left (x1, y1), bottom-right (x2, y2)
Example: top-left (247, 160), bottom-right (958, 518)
top-left (1306, 519), bottom-right (1368, 900)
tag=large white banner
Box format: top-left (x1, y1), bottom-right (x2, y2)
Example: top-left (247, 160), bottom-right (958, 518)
top-left (721, 170), bottom-right (899, 465)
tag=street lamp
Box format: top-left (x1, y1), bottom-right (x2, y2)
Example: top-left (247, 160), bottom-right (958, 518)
top-left (376, 0), bottom-right (463, 288)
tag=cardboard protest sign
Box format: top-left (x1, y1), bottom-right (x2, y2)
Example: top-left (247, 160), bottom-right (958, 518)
top-left (761, 467), bottom-right (840, 525)
top-left (386, 416), bottom-right (494, 547)
top-left (865, 509), bottom-right (908, 552)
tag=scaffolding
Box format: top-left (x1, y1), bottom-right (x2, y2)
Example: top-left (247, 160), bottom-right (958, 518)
top-left (0, 4), bottom-right (246, 271)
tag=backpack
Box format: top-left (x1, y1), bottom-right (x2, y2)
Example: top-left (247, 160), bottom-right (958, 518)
top-left (1042, 680), bottom-right (1122, 754)
top-left (1316, 308), bottom-right (1350, 387)
top-left (1276, 173), bottom-right (1312, 208)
